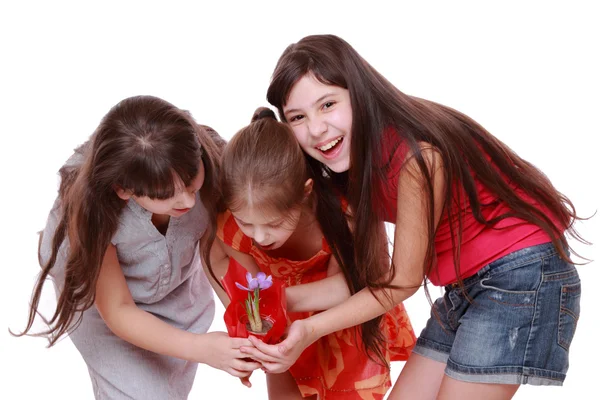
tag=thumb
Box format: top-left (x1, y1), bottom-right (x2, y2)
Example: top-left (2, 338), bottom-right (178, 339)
top-left (278, 343), bottom-right (289, 355)
top-left (278, 326), bottom-right (303, 355)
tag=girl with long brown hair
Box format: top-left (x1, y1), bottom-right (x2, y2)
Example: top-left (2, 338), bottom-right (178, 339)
top-left (13, 95), bottom-right (261, 399)
top-left (208, 107), bottom-right (416, 399)
top-left (240, 35), bottom-right (586, 399)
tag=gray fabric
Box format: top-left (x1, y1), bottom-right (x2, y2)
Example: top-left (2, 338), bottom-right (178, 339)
top-left (40, 152), bottom-right (215, 399)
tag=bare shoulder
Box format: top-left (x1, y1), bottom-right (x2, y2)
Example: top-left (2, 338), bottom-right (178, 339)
top-left (403, 141), bottom-right (443, 173)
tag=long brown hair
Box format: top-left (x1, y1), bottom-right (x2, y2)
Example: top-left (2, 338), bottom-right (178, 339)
top-left (13, 95), bottom-right (224, 346)
top-left (267, 34), bottom-right (586, 364)
top-left (220, 107), bottom-right (310, 215)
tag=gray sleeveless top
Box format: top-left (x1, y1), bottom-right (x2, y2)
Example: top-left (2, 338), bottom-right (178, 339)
top-left (40, 152), bottom-right (214, 332)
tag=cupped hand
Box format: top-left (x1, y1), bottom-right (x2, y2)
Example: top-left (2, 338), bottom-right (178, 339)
top-left (239, 319), bottom-right (315, 374)
top-left (200, 331), bottom-right (262, 382)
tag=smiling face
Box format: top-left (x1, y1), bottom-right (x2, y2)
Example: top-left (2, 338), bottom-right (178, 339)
top-left (283, 74), bottom-right (353, 173)
top-left (117, 161), bottom-right (205, 218)
top-left (231, 205), bottom-right (302, 251)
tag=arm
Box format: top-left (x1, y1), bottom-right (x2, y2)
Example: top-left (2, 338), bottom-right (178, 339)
top-left (244, 146), bottom-right (445, 372)
top-left (95, 243), bottom-right (261, 378)
top-left (204, 238), bottom-right (233, 307)
top-left (204, 237), bottom-right (261, 307)
top-left (284, 203), bottom-right (356, 313)
top-left (285, 256), bottom-right (351, 313)
top-left (212, 232), bottom-right (351, 313)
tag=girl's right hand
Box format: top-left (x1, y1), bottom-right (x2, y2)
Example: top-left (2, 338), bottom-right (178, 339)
top-left (241, 319), bottom-right (316, 374)
top-left (199, 332), bottom-right (262, 381)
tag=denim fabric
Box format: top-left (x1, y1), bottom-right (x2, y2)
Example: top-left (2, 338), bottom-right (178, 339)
top-left (413, 242), bottom-right (580, 386)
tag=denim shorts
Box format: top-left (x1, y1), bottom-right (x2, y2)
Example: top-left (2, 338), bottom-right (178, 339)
top-left (413, 242), bottom-right (581, 386)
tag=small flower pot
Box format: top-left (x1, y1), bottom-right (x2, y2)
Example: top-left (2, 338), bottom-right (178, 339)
top-left (223, 258), bottom-right (288, 344)
top-left (240, 315), bottom-right (274, 337)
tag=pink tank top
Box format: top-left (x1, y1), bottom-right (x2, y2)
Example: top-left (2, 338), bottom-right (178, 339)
top-left (378, 128), bottom-right (553, 286)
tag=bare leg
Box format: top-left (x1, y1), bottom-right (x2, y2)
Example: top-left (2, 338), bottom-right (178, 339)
top-left (266, 371), bottom-right (316, 400)
top-left (388, 353), bottom-right (446, 400)
top-left (437, 375), bottom-right (519, 400)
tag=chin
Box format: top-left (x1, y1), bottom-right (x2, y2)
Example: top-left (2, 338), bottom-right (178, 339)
top-left (326, 161), bottom-right (350, 173)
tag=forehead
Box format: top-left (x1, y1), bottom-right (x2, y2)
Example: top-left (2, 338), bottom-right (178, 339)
top-left (232, 206), bottom-right (285, 225)
top-left (284, 74), bottom-right (341, 110)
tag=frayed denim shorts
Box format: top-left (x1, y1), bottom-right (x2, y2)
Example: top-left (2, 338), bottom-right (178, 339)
top-left (413, 242), bottom-right (580, 386)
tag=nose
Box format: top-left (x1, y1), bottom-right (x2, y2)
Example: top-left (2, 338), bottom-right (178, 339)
top-left (253, 227), bottom-right (269, 245)
top-left (307, 115), bottom-right (327, 138)
top-left (178, 191), bottom-right (196, 209)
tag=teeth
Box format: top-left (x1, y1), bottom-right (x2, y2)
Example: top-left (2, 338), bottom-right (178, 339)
top-left (318, 137), bottom-right (341, 151)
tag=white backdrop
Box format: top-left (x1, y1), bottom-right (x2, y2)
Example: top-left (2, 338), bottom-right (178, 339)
top-left (1, 1), bottom-right (598, 399)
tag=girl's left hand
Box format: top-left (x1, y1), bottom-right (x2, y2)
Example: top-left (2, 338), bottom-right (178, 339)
top-left (240, 319), bottom-right (315, 374)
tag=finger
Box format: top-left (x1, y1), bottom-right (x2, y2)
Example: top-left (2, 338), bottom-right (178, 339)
top-left (227, 368), bottom-right (253, 378)
top-left (233, 358), bottom-right (262, 372)
top-left (239, 377), bottom-right (252, 388)
top-left (261, 361), bottom-right (289, 374)
top-left (231, 348), bottom-right (255, 359)
top-left (231, 337), bottom-right (254, 348)
top-left (232, 349), bottom-right (274, 365)
top-left (247, 335), bottom-right (285, 358)
top-left (276, 333), bottom-right (303, 355)
top-left (239, 346), bottom-right (280, 363)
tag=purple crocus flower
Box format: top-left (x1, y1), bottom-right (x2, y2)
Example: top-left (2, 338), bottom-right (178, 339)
top-left (235, 271), bottom-right (273, 292)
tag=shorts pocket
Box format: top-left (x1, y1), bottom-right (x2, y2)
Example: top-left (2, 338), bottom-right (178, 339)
top-left (479, 258), bottom-right (542, 295)
top-left (558, 281), bottom-right (581, 350)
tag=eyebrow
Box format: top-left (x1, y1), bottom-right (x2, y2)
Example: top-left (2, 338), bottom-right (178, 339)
top-left (284, 93), bottom-right (336, 116)
top-left (233, 216), bottom-right (248, 225)
top-left (234, 215), bottom-right (284, 226)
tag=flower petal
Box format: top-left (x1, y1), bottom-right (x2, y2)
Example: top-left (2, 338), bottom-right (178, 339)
top-left (256, 272), bottom-right (267, 282)
top-left (235, 282), bottom-right (250, 291)
top-left (248, 278), bottom-right (259, 290)
top-left (260, 279), bottom-right (273, 290)
top-left (246, 271), bottom-right (253, 284)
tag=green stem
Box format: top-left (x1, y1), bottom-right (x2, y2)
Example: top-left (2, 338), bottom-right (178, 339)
top-left (245, 289), bottom-right (263, 332)
top-left (251, 287), bottom-right (262, 332)
top-left (244, 293), bottom-right (257, 331)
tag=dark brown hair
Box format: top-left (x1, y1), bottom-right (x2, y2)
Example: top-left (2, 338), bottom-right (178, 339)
top-left (13, 95), bottom-right (224, 346)
top-left (266, 34), bottom-right (586, 365)
top-left (220, 107), bottom-right (310, 215)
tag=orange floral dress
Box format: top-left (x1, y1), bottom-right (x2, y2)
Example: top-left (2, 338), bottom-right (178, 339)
top-left (218, 211), bottom-right (416, 399)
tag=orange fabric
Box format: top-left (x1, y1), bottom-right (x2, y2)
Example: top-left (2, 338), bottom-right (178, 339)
top-left (218, 210), bottom-right (416, 399)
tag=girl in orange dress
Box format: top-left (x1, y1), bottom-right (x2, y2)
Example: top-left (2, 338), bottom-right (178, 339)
top-left (208, 108), bottom-right (416, 399)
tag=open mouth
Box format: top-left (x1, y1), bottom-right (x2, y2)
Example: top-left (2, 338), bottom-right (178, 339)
top-left (316, 136), bottom-right (344, 158)
top-left (257, 242), bottom-right (276, 250)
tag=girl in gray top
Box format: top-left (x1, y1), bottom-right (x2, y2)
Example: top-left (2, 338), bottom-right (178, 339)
top-left (14, 95), bottom-right (261, 399)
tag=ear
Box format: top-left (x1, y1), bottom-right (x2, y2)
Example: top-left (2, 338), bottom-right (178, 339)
top-left (303, 178), bottom-right (314, 198)
top-left (114, 186), bottom-right (132, 201)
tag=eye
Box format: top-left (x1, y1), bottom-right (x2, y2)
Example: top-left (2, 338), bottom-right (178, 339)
top-left (322, 101), bottom-right (335, 110)
top-left (233, 217), bottom-right (249, 227)
top-left (288, 114), bottom-right (304, 122)
top-left (268, 221), bottom-right (284, 228)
